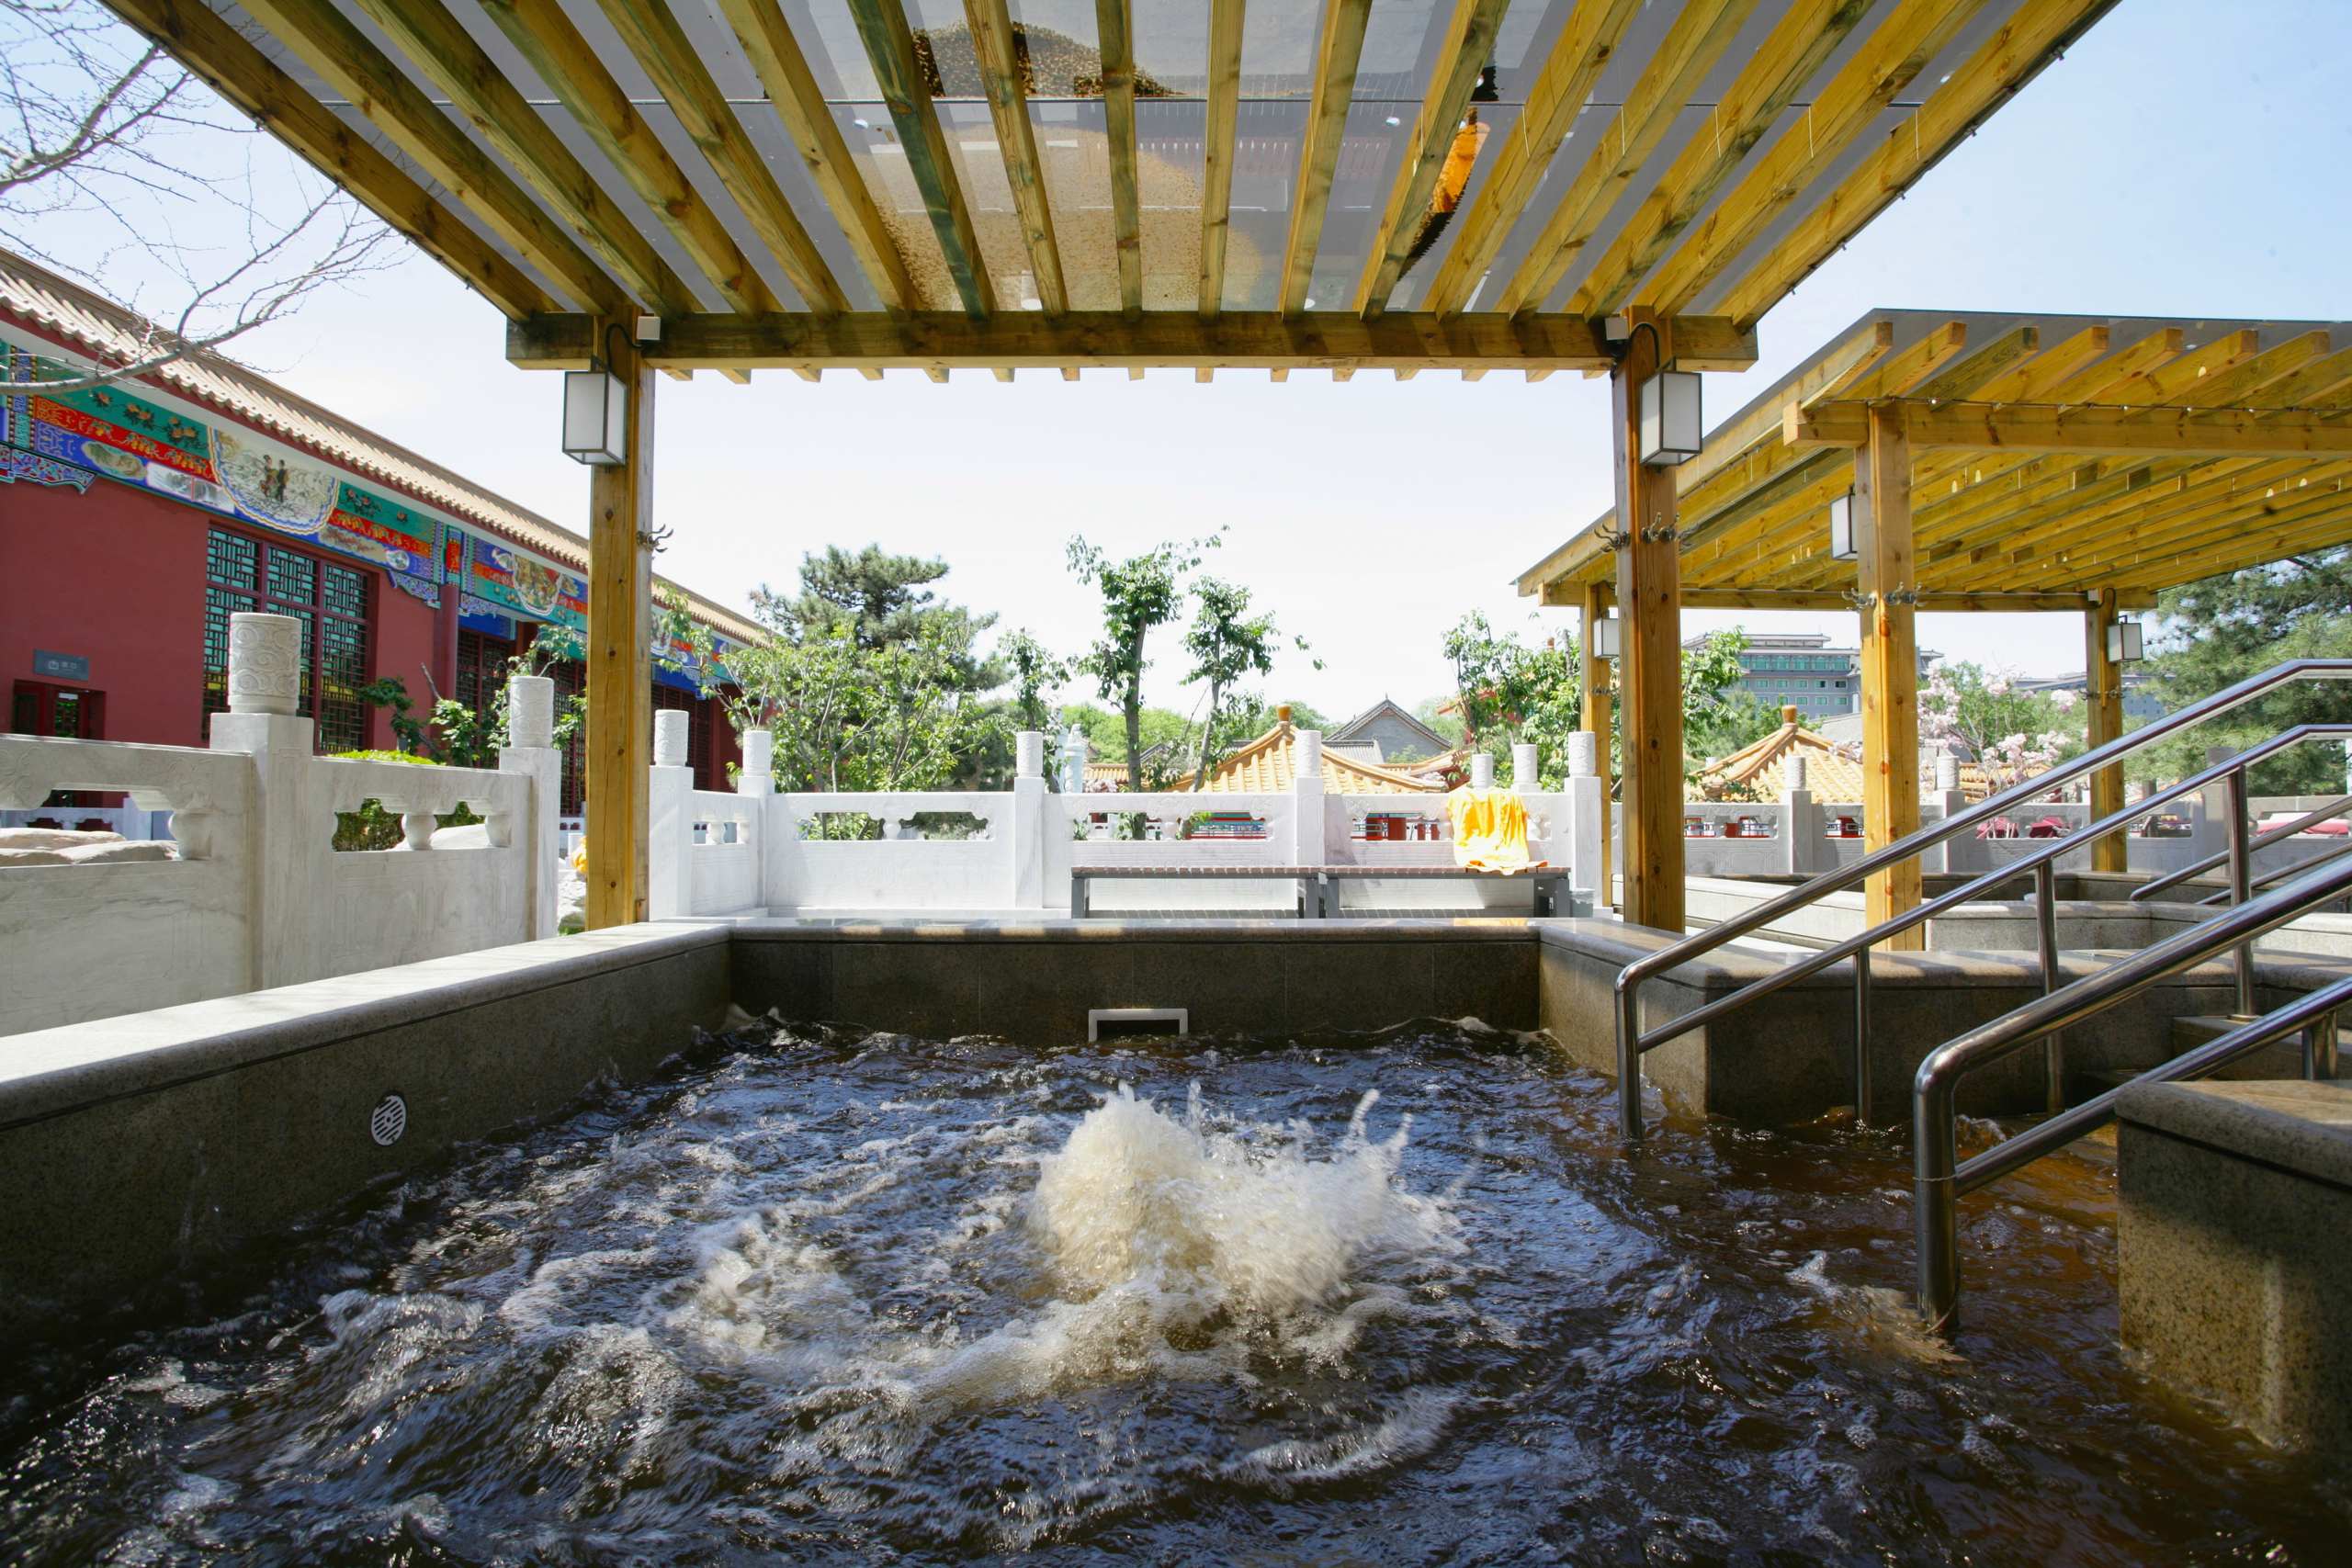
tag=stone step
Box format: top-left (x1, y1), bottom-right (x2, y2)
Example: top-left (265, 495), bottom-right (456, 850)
top-left (2168, 1012), bottom-right (2323, 1079)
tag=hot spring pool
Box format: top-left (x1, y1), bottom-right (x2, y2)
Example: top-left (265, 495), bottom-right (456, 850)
top-left (1, 1020), bottom-right (2341, 1562)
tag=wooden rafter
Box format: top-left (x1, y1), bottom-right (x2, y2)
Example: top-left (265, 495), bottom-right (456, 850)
top-left (226, 0), bottom-right (628, 316)
top-left (1713, 0), bottom-right (2120, 326)
top-left (1279, 0), bottom-right (1374, 317)
top-left (508, 309), bottom-right (1758, 376)
top-left (1352, 0), bottom-right (1511, 316)
top-left (1419, 0), bottom-right (1647, 318)
top-left (847, 0), bottom-right (994, 315)
top-left (1788, 401), bottom-right (2352, 457)
top-left (334, 0), bottom-right (696, 313)
top-left (1094, 0), bottom-right (1144, 314)
top-left (711, 0), bottom-right (915, 312)
top-left (1637, 0), bottom-right (1990, 314)
top-left (1197, 0), bottom-right (1247, 316)
top-left (965, 0), bottom-right (1067, 313)
top-left (1489, 0), bottom-right (1757, 318)
top-left (589, 0), bottom-right (849, 316)
top-left (1561, 0), bottom-right (1872, 318)
top-left (474, 0), bottom-right (779, 316)
top-left (101, 0), bottom-right (555, 320)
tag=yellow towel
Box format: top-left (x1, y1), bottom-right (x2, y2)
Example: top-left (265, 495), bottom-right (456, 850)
top-left (1446, 788), bottom-right (1544, 874)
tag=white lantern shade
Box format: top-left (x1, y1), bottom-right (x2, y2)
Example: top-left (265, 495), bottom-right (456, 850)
top-left (1827, 491), bottom-right (1858, 560)
top-left (1590, 615), bottom-right (1622, 660)
top-left (561, 367), bottom-right (628, 466)
top-left (2108, 620), bottom-right (2143, 662)
top-left (1638, 369), bottom-right (1702, 466)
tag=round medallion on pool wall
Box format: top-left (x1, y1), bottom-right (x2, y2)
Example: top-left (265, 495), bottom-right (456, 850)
top-left (368, 1093), bottom-right (408, 1147)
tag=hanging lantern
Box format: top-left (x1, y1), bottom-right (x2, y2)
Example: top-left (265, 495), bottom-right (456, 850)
top-left (2107, 620), bottom-right (2144, 662)
top-left (1591, 615), bottom-right (1622, 660)
top-left (1827, 491), bottom-right (1859, 560)
top-left (1638, 369), bottom-right (1702, 466)
top-left (561, 364), bottom-right (628, 466)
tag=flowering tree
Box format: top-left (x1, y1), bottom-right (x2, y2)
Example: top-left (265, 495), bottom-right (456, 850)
top-left (1918, 661), bottom-right (2084, 791)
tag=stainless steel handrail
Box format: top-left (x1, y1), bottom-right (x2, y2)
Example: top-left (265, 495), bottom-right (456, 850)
top-left (2132, 790), bottom-right (2352, 902)
top-left (1913, 849), bottom-right (2352, 1332)
top-left (2195, 829), bottom-right (2352, 907)
top-left (1610, 657), bottom-right (2352, 1141)
top-left (1612, 720), bottom-right (2352, 1136)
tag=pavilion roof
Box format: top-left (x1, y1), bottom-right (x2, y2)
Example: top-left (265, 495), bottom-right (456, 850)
top-left (103, 2), bottom-right (2114, 378)
top-left (1698, 705), bottom-right (1996, 801)
top-left (1182, 718), bottom-right (1441, 795)
top-left (1520, 308), bottom-right (2352, 609)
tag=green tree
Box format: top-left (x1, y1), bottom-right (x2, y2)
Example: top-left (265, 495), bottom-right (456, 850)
top-left (1680, 630), bottom-right (1778, 771)
top-left (1067, 534), bottom-right (1216, 791)
top-left (753, 545), bottom-right (1003, 690)
top-left (1181, 576), bottom-right (1315, 787)
top-left (999, 629), bottom-right (1069, 732)
top-left (726, 617), bottom-right (996, 803)
top-left (2131, 553), bottom-right (2352, 794)
top-left (1438, 615), bottom-right (1762, 787)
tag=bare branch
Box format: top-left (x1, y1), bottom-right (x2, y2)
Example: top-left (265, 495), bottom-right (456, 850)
top-left (0, 0), bottom-right (395, 394)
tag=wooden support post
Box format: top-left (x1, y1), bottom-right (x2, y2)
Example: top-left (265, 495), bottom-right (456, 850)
top-left (2085, 586), bottom-right (2127, 874)
top-left (1611, 308), bottom-right (1684, 934)
top-left (585, 327), bottom-right (655, 929)
top-left (1580, 580), bottom-right (1615, 909)
top-left (1855, 401), bottom-right (1922, 947)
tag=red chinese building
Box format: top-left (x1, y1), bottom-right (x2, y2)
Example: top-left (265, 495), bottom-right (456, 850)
top-left (2, 252), bottom-right (760, 810)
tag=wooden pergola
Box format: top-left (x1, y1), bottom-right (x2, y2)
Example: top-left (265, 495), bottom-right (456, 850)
top-left (103, 0), bottom-right (2121, 927)
top-left (1521, 310), bottom-right (2352, 938)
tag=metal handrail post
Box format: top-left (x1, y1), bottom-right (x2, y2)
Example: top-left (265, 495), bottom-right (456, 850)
top-left (2034, 858), bottom-right (2064, 1112)
top-left (1853, 942), bottom-right (1872, 1124)
top-left (2225, 766), bottom-right (2256, 1015)
top-left (2197, 830), bottom-right (2352, 906)
top-left (2308, 1010), bottom-right (2340, 1080)
top-left (1617, 983), bottom-right (1645, 1141)
top-left (1915, 1066), bottom-right (1962, 1333)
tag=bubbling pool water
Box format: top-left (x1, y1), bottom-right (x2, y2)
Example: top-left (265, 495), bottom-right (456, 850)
top-left (1, 1020), bottom-right (2344, 1563)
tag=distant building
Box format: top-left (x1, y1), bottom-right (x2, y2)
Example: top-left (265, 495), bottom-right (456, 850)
top-left (1687, 632), bottom-right (1939, 721)
top-left (1180, 713), bottom-right (1439, 795)
top-left (1325, 696), bottom-right (1453, 763)
top-left (1698, 706), bottom-right (2000, 803)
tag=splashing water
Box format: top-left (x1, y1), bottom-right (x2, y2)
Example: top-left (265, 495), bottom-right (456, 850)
top-left (0, 1021), bottom-right (2344, 1562)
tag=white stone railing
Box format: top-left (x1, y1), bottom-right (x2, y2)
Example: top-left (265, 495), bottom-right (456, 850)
top-left (689, 730), bottom-right (1607, 918)
top-left (0, 613), bottom-right (561, 1036)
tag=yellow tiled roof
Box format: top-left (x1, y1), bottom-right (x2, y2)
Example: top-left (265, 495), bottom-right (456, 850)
top-left (1699, 707), bottom-right (2000, 802)
top-left (0, 249), bottom-right (763, 646)
top-left (1179, 720), bottom-right (1441, 795)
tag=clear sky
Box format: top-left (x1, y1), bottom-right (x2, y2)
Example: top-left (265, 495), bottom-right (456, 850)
top-left (22, 0), bottom-right (2352, 722)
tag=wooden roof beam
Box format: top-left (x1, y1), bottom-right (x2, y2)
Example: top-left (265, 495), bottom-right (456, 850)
top-left (1417, 0), bottom-right (1646, 318)
top-left (1561, 0), bottom-right (1872, 319)
top-left (1678, 588), bottom-right (2153, 612)
top-left (847, 0), bottom-right (994, 315)
top-left (223, 0), bottom-right (628, 316)
top-left (1714, 0), bottom-right (2126, 327)
top-left (509, 309), bottom-right (1756, 376)
top-left (1095, 0), bottom-right (1144, 314)
top-left (1279, 0), bottom-right (1374, 317)
top-left (1197, 0), bottom-right (1246, 315)
top-left (1489, 0), bottom-right (1757, 318)
top-left (590, 0), bottom-right (849, 315)
top-left (1637, 0), bottom-right (1991, 314)
top-left (711, 0), bottom-right (915, 312)
top-left (333, 0), bottom-right (696, 313)
top-left (1788, 400), bottom-right (2352, 457)
top-left (100, 0), bottom-right (556, 320)
top-left (964, 0), bottom-right (1067, 314)
top-left (1353, 0), bottom-right (1511, 315)
top-left (473, 0), bottom-right (779, 316)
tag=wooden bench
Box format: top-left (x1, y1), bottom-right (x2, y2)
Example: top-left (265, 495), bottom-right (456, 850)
top-left (1069, 863), bottom-right (1567, 919)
